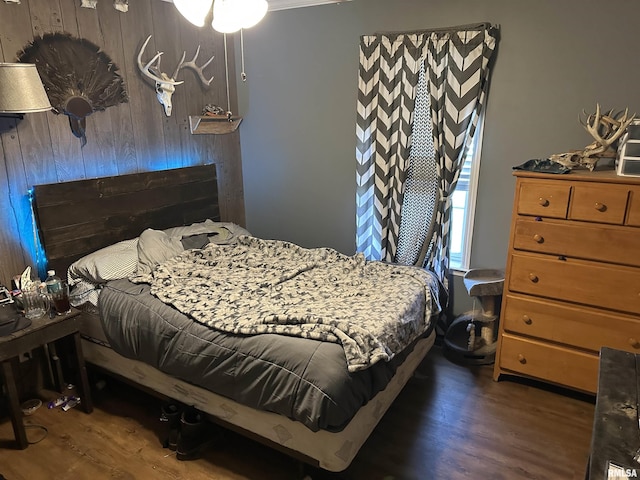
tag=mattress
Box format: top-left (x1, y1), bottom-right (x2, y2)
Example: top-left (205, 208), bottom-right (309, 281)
top-left (97, 278), bottom-right (436, 432)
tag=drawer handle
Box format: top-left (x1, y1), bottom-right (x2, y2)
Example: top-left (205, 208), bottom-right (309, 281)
top-left (533, 234), bottom-right (544, 244)
top-left (538, 197), bottom-right (549, 207)
top-left (528, 273), bottom-right (539, 283)
top-left (522, 315), bottom-right (532, 325)
top-left (518, 354), bottom-right (527, 364)
top-left (629, 338), bottom-right (640, 349)
top-left (594, 202), bottom-right (607, 212)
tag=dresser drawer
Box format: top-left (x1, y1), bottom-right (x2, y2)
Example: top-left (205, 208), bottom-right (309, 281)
top-left (568, 183), bottom-right (629, 224)
top-left (498, 333), bottom-right (598, 393)
top-left (502, 294), bottom-right (640, 353)
top-left (517, 180), bottom-right (570, 218)
top-left (509, 252), bottom-right (640, 314)
top-left (512, 217), bottom-right (640, 267)
top-left (627, 186), bottom-right (640, 226)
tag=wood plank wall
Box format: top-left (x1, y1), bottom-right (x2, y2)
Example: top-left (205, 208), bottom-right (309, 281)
top-left (0, 0), bottom-right (245, 287)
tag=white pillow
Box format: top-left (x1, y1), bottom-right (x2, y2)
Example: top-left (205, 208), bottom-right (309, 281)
top-left (135, 229), bottom-right (184, 275)
top-left (67, 238), bottom-right (138, 284)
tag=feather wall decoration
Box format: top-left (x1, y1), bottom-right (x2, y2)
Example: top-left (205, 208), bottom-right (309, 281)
top-left (17, 32), bottom-right (128, 146)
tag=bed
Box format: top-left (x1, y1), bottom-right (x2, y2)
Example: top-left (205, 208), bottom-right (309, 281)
top-left (32, 164), bottom-right (442, 472)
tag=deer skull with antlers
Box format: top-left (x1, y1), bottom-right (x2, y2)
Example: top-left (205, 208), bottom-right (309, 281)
top-left (549, 104), bottom-right (636, 171)
top-left (137, 35), bottom-right (214, 116)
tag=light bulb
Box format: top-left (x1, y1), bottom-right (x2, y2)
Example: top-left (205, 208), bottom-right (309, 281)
top-left (240, 0), bottom-right (268, 29)
top-left (173, 0), bottom-right (213, 27)
top-left (212, 0), bottom-right (268, 33)
top-left (212, 0), bottom-right (243, 33)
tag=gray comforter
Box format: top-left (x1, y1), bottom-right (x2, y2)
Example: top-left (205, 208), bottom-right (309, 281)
top-left (99, 239), bottom-right (440, 431)
top-left (133, 236), bottom-right (440, 372)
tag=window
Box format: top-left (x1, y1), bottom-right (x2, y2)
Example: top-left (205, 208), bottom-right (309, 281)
top-left (448, 118), bottom-right (484, 271)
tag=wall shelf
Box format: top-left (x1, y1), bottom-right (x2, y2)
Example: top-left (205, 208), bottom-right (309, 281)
top-left (189, 115), bottom-right (243, 135)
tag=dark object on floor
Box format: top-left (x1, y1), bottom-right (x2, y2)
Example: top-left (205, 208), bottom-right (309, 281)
top-left (512, 158), bottom-right (571, 174)
top-left (160, 403), bottom-right (182, 450)
top-left (176, 407), bottom-right (222, 461)
top-left (0, 303), bottom-right (31, 337)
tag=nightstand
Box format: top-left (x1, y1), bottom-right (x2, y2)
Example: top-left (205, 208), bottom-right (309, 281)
top-left (0, 308), bottom-right (93, 449)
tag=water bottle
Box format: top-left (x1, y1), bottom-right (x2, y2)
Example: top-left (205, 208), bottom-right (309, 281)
top-left (45, 270), bottom-right (62, 295)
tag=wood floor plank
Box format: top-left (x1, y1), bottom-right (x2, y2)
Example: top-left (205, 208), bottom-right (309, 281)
top-left (0, 346), bottom-right (594, 479)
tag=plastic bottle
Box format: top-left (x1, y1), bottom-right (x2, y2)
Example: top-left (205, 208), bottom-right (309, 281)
top-left (45, 270), bottom-right (62, 294)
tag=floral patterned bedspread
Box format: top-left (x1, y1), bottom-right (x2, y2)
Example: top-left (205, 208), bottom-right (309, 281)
top-left (135, 236), bottom-right (440, 372)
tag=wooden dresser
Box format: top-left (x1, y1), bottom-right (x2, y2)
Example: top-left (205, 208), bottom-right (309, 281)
top-left (493, 169), bottom-right (640, 394)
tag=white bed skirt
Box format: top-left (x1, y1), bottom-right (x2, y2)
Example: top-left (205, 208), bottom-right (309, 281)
top-left (81, 330), bottom-right (435, 472)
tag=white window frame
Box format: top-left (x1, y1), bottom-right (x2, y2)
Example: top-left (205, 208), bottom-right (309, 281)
top-left (449, 116), bottom-right (485, 273)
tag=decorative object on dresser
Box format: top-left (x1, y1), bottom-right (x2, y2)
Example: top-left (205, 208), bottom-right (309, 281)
top-left (494, 169), bottom-right (640, 394)
top-left (548, 104), bottom-right (635, 171)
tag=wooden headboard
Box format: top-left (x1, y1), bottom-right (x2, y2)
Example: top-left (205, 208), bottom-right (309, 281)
top-left (33, 165), bottom-right (220, 278)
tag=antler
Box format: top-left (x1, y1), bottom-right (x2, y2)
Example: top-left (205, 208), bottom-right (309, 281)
top-left (580, 103), bottom-right (636, 157)
top-left (137, 35), bottom-right (184, 86)
top-left (137, 35), bottom-right (214, 117)
top-left (172, 45), bottom-right (215, 87)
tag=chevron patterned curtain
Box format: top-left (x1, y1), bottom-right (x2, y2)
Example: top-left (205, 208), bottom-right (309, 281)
top-left (355, 35), bottom-right (426, 262)
top-left (355, 24), bottom-right (498, 289)
top-left (423, 26), bottom-right (498, 289)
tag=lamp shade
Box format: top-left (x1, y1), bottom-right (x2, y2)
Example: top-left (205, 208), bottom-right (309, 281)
top-left (0, 63), bottom-right (52, 114)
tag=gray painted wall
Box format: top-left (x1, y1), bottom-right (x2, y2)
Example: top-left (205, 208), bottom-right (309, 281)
top-left (235, 0), bottom-right (640, 315)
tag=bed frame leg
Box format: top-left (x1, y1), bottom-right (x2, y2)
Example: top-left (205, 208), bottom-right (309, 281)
top-left (297, 460), bottom-right (314, 480)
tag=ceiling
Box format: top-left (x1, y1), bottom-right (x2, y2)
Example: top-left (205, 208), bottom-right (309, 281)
top-left (267, 0), bottom-right (351, 11)
top-left (161, 0), bottom-right (352, 13)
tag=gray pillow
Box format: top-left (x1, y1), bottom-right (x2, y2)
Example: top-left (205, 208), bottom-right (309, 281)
top-left (136, 229), bottom-right (184, 275)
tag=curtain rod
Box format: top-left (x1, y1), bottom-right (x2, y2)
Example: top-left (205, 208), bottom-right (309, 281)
top-left (375, 22), bottom-right (497, 38)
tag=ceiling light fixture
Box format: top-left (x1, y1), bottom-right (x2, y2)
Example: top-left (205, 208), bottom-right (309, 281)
top-left (172, 0), bottom-right (268, 33)
top-left (171, 0), bottom-right (268, 122)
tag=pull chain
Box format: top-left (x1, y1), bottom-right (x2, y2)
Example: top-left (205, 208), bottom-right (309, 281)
top-left (223, 33), bottom-right (232, 120)
top-left (240, 29), bottom-right (247, 82)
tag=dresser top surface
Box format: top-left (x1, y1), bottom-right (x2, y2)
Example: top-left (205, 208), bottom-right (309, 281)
top-left (513, 168), bottom-right (640, 185)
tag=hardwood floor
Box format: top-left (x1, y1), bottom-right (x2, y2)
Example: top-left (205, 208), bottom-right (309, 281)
top-left (0, 346), bottom-right (594, 479)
